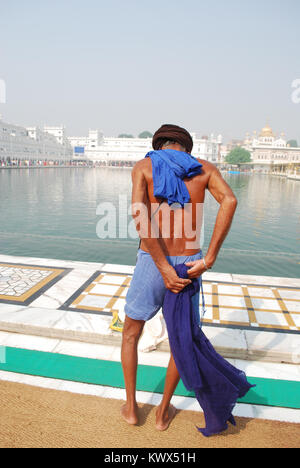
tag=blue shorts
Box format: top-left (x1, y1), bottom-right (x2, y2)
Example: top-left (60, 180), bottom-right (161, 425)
top-left (124, 249), bottom-right (205, 324)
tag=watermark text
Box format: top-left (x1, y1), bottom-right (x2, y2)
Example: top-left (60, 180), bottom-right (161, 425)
top-left (291, 79), bottom-right (300, 104)
top-left (0, 346), bottom-right (6, 364)
top-left (96, 195), bottom-right (204, 250)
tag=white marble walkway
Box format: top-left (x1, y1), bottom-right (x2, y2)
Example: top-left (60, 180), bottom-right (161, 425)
top-left (0, 253), bottom-right (299, 363)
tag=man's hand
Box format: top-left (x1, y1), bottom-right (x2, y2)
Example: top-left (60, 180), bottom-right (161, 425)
top-left (186, 260), bottom-right (208, 279)
top-left (161, 264), bottom-right (192, 294)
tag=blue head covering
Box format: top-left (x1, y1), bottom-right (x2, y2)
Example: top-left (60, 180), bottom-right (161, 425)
top-left (145, 149), bottom-right (203, 207)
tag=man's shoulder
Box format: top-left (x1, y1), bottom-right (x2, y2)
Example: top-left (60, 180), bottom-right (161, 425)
top-left (195, 158), bottom-right (220, 177)
top-left (132, 158), bottom-right (152, 177)
top-left (196, 158), bottom-right (217, 171)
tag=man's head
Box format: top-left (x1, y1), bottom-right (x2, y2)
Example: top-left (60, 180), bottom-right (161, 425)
top-left (152, 124), bottom-right (193, 154)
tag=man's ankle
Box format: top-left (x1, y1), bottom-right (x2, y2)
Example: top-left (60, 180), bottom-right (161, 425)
top-left (125, 400), bottom-right (138, 409)
top-left (157, 402), bottom-right (170, 415)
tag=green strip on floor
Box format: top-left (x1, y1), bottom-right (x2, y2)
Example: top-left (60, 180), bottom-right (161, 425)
top-left (0, 346), bottom-right (299, 409)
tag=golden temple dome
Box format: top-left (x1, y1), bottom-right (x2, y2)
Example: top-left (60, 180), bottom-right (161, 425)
top-left (260, 123), bottom-right (274, 137)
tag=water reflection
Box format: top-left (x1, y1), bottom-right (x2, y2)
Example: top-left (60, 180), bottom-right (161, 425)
top-left (0, 168), bottom-right (299, 277)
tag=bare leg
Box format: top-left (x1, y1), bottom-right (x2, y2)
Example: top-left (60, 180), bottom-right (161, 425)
top-left (156, 353), bottom-right (180, 431)
top-left (121, 315), bottom-right (145, 425)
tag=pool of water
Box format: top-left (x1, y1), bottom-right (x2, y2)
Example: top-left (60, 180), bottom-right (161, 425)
top-left (0, 167), bottom-right (299, 278)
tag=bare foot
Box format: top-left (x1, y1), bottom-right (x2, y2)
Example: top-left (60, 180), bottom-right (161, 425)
top-left (156, 404), bottom-right (177, 431)
top-left (121, 403), bottom-right (139, 425)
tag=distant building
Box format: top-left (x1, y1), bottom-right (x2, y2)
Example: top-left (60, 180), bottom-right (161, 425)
top-left (43, 126), bottom-right (70, 147)
top-left (243, 124), bottom-right (300, 167)
top-left (226, 139), bottom-right (245, 152)
top-left (67, 131), bottom-right (223, 165)
top-left (0, 116), bottom-right (72, 162)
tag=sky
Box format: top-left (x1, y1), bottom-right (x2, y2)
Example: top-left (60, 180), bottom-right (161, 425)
top-left (0, 0), bottom-right (300, 142)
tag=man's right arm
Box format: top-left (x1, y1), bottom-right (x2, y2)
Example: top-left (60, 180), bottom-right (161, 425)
top-left (187, 165), bottom-right (238, 278)
top-left (204, 166), bottom-right (238, 267)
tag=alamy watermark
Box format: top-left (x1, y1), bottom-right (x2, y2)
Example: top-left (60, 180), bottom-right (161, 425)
top-left (0, 346), bottom-right (6, 364)
top-left (0, 79), bottom-right (6, 104)
top-left (96, 195), bottom-right (204, 250)
top-left (291, 79), bottom-right (300, 104)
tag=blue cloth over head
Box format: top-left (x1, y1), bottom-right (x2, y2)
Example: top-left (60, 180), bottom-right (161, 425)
top-left (162, 263), bottom-right (256, 437)
top-left (145, 149), bottom-right (203, 207)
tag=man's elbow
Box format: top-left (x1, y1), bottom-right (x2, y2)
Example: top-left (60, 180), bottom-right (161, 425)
top-left (225, 194), bottom-right (238, 210)
top-left (231, 195), bottom-right (238, 210)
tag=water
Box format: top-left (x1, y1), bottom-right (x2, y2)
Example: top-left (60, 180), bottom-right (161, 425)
top-left (0, 167), bottom-right (299, 278)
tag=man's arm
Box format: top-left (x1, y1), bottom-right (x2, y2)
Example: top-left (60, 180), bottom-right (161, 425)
top-left (131, 162), bottom-right (191, 293)
top-left (187, 167), bottom-right (238, 278)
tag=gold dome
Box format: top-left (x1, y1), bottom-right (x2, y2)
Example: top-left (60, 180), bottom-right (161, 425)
top-left (260, 123), bottom-right (274, 137)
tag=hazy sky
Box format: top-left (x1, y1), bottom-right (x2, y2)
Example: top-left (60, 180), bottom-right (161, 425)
top-left (0, 0), bottom-right (300, 142)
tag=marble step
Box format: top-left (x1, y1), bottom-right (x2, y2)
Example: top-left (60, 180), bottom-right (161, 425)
top-left (0, 303), bottom-right (298, 364)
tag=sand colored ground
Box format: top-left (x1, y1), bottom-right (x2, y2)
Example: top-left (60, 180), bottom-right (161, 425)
top-left (0, 380), bottom-right (299, 449)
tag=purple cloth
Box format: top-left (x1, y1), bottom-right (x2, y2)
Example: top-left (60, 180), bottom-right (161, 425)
top-left (162, 263), bottom-right (255, 437)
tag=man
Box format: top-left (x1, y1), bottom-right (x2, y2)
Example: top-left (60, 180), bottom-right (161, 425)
top-left (121, 124), bottom-right (238, 431)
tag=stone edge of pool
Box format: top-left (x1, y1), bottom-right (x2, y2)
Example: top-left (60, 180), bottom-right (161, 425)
top-left (0, 253), bottom-right (299, 365)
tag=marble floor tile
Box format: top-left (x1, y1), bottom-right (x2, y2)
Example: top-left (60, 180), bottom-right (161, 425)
top-left (247, 287), bottom-right (277, 298)
top-left (204, 272), bottom-right (233, 282)
top-left (99, 275), bottom-right (127, 285)
top-left (277, 289), bottom-right (300, 301)
top-left (201, 306), bottom-right (214, 321)
top-left (102, 264), bottom-right (135, 275)
top-left (30, 269), bottom-right (95, 309)
top-left (202, 283), bottom-right (212, 294)
top-left (251, 298), bottom-right (282, 311)
top-left (255, 311), bottom-right (290, 327)
top-left (120, 288), bottom-right (129, 297)
top-left (218, 308), bottom-right (250, 324)
top-left (89, 284), bottom-right (120, 296)
top-left (217, 284), bottom-right (244, 296)
top-left (218, 295), bottom-right (246, 308)
top-left (290, 314), bottom-right (300, 328)
top-left (285, 301), bottom-right (300, 313)
top-left (79, 295), bottom-right (111, 309)
top-left (111, 298), bottom-right (126, 312)
top-left (232, 274), bottom-right (300, 288)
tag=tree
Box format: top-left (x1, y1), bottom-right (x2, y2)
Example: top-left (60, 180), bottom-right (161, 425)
top-left (118, 134), bottom-right (134, 138)
top-left (138, 131), bottom-right (153, 139)
top-left (287, 140), bottom-right (298, 148)
top-left (225, 147), bottom-right (252, 166)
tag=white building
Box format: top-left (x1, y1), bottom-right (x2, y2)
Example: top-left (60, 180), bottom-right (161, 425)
top-left (68, 129), bottom-right (104, 157)
top-left (68, 130), bottom-right (222, 164)
top-left (191, 133), bottom-right (223, 162)
top-left (243, 124), bottom-right (300, 166)
top-left (43, 126), bottom-right (70, 147)
top-left (0, 116), bottom-right (73, 162)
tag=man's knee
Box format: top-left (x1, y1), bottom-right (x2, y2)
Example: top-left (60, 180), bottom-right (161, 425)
top-left (122, 317), bottom-right (144, 345)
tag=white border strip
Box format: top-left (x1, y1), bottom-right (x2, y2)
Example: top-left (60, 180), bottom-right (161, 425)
top-left (0, 331), bottom-right (299, 382)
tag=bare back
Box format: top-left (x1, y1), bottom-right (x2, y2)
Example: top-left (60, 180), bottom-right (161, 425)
top-left (136, 157), bottom-right (214, 256)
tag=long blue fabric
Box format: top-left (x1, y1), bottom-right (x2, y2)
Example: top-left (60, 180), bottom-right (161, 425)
top-left (163, 264), bottom-right (256, 437)
top-left (145, 149), bottom-right (203, 207)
